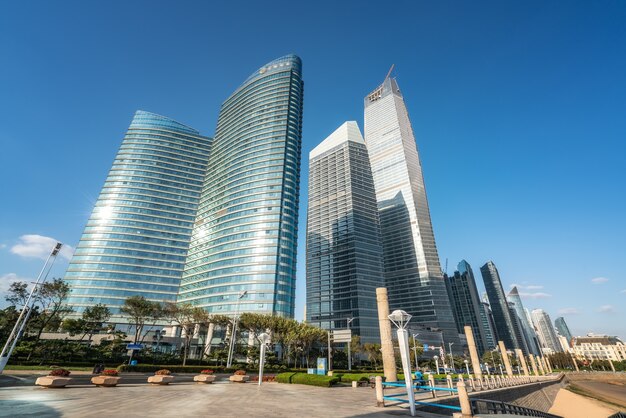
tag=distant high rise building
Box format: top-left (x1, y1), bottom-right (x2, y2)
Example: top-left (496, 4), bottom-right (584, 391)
top-left (480, 261), bottom-right (519, 350)
top-left (508, 302), bottom-right (530, 355)
top-left (508, 286), bottom-right (542, 355)
top-left (363, 73), bottom-right (459, 350)
top-left (554, 317), bottom-right (573, 346)
top-left (65, 111), bottom-right (212, 321)
top-left (306, 122), bottom-right (383, 343)
top-left (445, 260), bottom-right (489, 354)
top-left (531, 309), bottom-right (562, 353)
top-left (178, 55), bottom-right (304, 317)
top-left (479, 301), bottom-right (497, 350)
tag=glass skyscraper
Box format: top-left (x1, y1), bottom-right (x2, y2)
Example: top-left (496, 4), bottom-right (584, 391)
top-left (445, 260), bottom-right (489, 355)
top-left (480, 261), bottom-right (520, 350)
top-left (306, 122), bottom-right (383, 343)
top-left (64, 111), bottom-right (212, 320)
top-left (554, 316), bottom-right (573, 346)
top-left (508, 286), bottom-right (542, 355)
top-left (178, 55), bottom-right (304, 317)
top-left (364, 75), bottom-right (459, 350)
top-left (531, 309), bottom-right (562, 354)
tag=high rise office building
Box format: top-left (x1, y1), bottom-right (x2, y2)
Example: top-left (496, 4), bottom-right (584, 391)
top-left (178, 55), bottom-right (304, 317)
top-left (480, 261), bottom-right (520, 350)
top-left (306, 122), bottom-right (383, 343)
top-left (531, 309), bottom-right (562, 354)
top-left (65, 111), bottom-right (212, 320)
top-left (554, 317), bottom-right (573, 347)
top-left (479, 301), bottom-right (497, 350)
top-left (363, 74), bottom-right (459, 349)
top-left (508, 302), bottom-right (530, 355)
top-left (507, 286), bottom-right (541, 355)
top-left (445, 260), bottom-right (488, 354)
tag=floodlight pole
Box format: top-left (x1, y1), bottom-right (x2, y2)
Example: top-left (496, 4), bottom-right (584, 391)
top-left (347, 317), bottom-right (354, 371)
top-left (226, 290), bottom-right (247, 368)
top-left (0, 242), bottom-right (62, 374)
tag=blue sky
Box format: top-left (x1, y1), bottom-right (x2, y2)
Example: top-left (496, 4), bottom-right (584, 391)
top-left (1, 1), bottom-right (624, 339)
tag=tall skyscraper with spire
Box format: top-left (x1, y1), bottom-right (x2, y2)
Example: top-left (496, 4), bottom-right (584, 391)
top-left (363, 72), bottom-right (459, 349)
top-left (178, 55), bottom-right (304, 317)
top-left (306, 122), bottom-right (383, 343)
top-left (480, 261), bottom-right (520, 350)
top-left (554, 317), bottom-right (573, 347)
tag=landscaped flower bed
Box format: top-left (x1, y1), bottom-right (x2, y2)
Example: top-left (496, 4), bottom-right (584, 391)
top-left (194, 369), bottom-right (216, 384)
top-left (229, 369), bottom-right (249, 383)
top-left (148, 369), bottom-right (174, 385)
top-left (36, 368), bottom-right (72, 388)
top-left (92, 369), bottom-right (121, 387)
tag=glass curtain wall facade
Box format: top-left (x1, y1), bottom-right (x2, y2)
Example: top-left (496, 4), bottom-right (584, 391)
top-left (508, 286), bottom-right (542, 355)
top-left (445, 260), bottom-right (489, 355)
top-left (531, 309), bottom-right (563, 353)
top-left (178, 55), bottom-right (304, 317)
top-left (363, 75), bottom-right (459, 350)
top-left (480, 261), bottom-right (520, 350)
top-left (554, 317), bottom-right (573, 346)
top-left (306, 122), bottom-right (384, 344)
top-left (65, 111), bottom-right (212, 321)
top-left (479, 301), bottom-right (497, 350)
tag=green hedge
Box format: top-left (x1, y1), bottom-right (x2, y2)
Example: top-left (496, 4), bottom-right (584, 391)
top-left (340, 373), bottom-right (382, 382)
top-left (276, 372), bottom-right (338, 387)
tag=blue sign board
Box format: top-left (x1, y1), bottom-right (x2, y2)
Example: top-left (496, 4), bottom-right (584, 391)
top-left (316, 358), bottom-right (327, 375)
top-left (423, 344), bottom-right (429, 351)
top-left (126, 343), bottom-right (144, 350)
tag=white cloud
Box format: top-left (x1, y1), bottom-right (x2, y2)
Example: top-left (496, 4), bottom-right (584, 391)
top-left (10, 235), bottom-right (73, 261)
top-left (0, 273), bottom-right (32, 296)
top-left (558, 308), bottom-right (581, 315)
top-left (518, 292), bottom-right (552, 299)
top-left (510, 283), bottom-right (544, 290)
top-left (598, 305), bottom-right (615, 313)
top-left (591, 277), bottom-right (609, 284)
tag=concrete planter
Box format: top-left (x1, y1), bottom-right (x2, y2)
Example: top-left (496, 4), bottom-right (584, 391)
top-left (229, 375), bottom-right (249, 383)
top-left (194, 374), bottom-right (216, 384)
top-left (147, 375), bottom-right (175, 385)
top-left (91, 376), bottom-right (121, 387)
top-left (35, 376), bottom-right (72, 388)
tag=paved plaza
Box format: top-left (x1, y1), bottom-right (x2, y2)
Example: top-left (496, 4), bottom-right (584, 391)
top-left (0, 379), bottom-right (422, 418)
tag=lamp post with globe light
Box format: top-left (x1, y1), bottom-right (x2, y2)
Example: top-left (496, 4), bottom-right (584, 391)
top-left (257, 333), bottom-right (271, 386)
top-left (464, 359), bottom-right (470, 375)
top-left (434, 355), bottom-right (440, 374)
top-left (388, 310), bottom-right (416, 417)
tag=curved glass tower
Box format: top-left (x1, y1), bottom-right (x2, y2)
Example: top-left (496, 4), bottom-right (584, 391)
top-left (64, 111), bottom-right (212, 321)
top-left (178, 55), bottom-right (304, 318)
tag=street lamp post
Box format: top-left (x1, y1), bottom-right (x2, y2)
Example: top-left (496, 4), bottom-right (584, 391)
top-left (226, 290), bottom-right (248, 368)
top-left (464, 359), bottom-right (470, 375)
top-left (389, 310), bottom-right (416, 417)
top-left (347, 317), bottom-right (354, 371)
top-left (485, 362), bottom-right (490, 375)
top-left (257, 333), bottom-right (271, 386)
top-left (412, 333), bottom-right (420, 371)
top-left (448, 342), bottom-right (455, 372)
top-left (434, 355), bottom-right (440, 374)
top-left (499, 363), bottom-right (503, 375)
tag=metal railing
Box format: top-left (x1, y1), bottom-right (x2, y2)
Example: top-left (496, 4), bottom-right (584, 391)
top-left (470, 398), bottom-right (562, 417)
top-left (381, 380), bottom-right (462, 412)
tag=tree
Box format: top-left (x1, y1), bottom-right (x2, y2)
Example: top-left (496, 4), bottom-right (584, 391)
top-left (364, 343), bottom-right (382, 369)
top-left (82, 304), bottom-right (111, 343)
top-left (120, 296), bottom-right (162, 344)
top-left (164, 302), bottom-right (209, 366)
top-left (5, 282), bottom-right (29, 308)
top-left (33, 278), bottom-right (73, 338)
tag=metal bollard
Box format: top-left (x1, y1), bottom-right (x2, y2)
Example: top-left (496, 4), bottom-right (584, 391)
top-left (375, 376), bottom-right (384, 407)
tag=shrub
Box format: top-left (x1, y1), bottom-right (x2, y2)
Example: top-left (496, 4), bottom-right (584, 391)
top-left (101, 369), bottom-right (118, 376)
top-left (234, 369), bottom-right (246, 376)
top-left (276, 372), bottom-right (338, 387)
top-left (155, 369), bottom-right (171, 376)
top-left (49, 368), bottom-right (71, 377)
top-left (341, 373), bottom-right (381, 382)
top-left (200, 369), bottom-right (214, 375)
top-left (276, 372), bottom-right (297, 383)
top-left (250, 374), bottom-right (275, 382)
